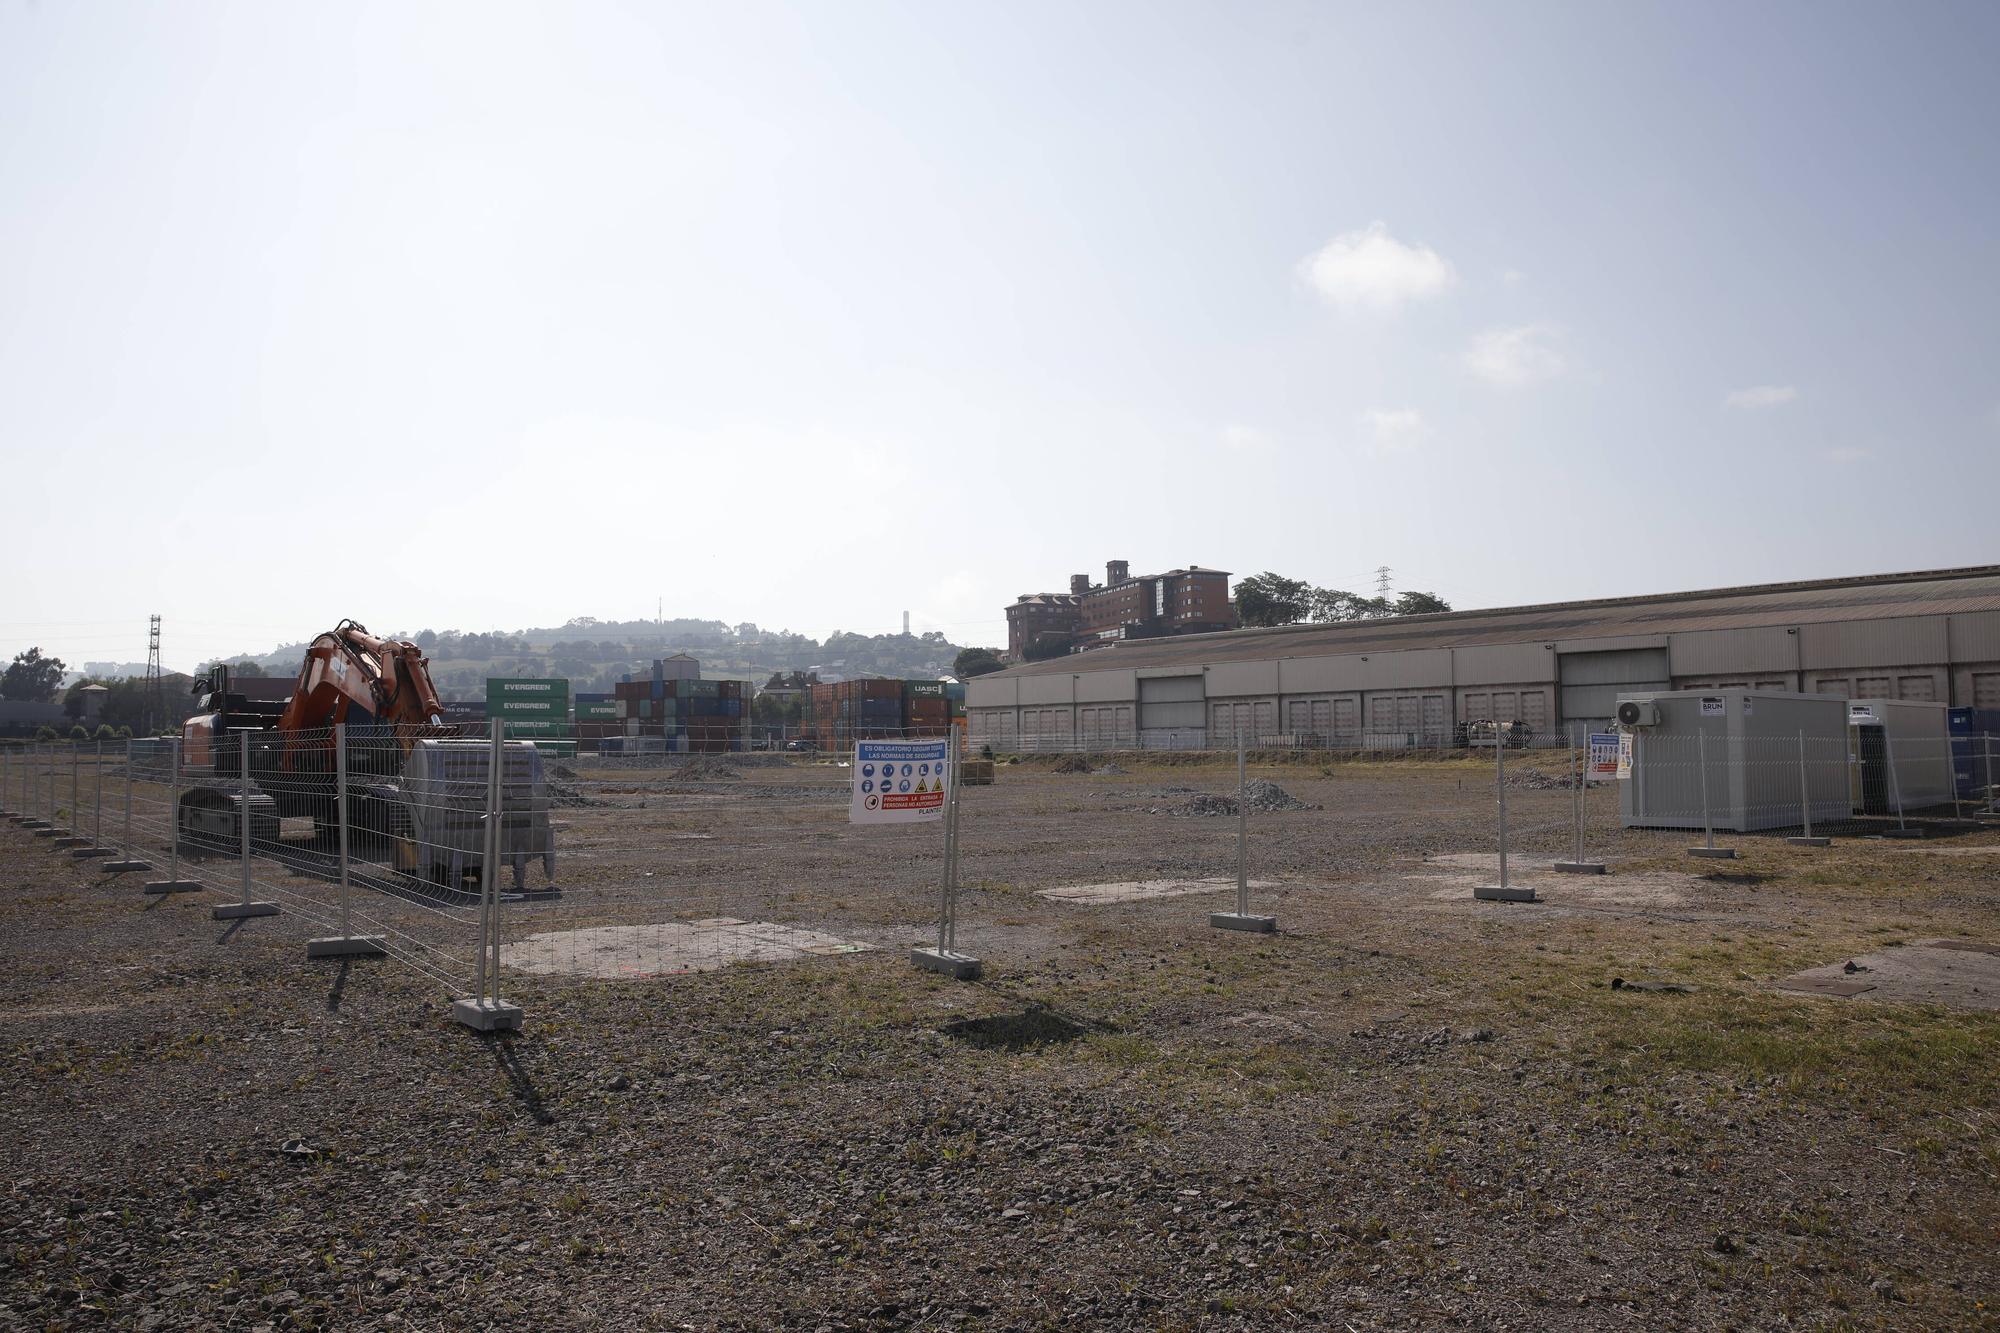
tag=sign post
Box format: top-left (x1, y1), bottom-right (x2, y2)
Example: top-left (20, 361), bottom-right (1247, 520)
top-left (1476, 720), bottom-right (1538, 902)
top-left (1787, 731), bottom-right (1832, 846)
top-left (144, 739), bottom-right (204, 894)
top-left (1555, 723), bottom-right (1608, 874)
top-left (1688, 728), bottom-right (1737, 859)
top-left (211, 733), bottom-right (278, 917)
top-left (1210, 732), bottom-right (1277, 931)
top-left (308, 723), bottom-right (386, 957)
top-left (866, 728), bottom-right (979, 979)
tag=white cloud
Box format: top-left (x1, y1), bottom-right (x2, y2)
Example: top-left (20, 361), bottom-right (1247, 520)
top-left (1358, 408), bottom-right (1428, 454)
top-left (1463, 324), bottom-right (1566, 387)
top-left (1300, 222), bottom-right (1455, 310)
top-left (1499, 267), bottom-right (1526, 286)
top-left (1725, 384), bottom-right (1798, 410)
top-left (1218, 424), bottom-right (1269, 451)
top-left (1826, 445), bottom-right (1871, 464)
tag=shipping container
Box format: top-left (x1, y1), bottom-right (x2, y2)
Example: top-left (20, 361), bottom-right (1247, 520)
top-left (1948, 706), bottom-right (2000, 801)
top-left (487, 678), bottom-right (570, 718)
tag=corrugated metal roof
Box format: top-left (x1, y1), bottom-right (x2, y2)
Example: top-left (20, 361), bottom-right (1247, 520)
top-left (991, 565), bottom-right (2000, 679)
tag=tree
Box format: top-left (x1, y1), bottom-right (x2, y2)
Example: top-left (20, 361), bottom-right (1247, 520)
top-left (1021, 636), bottom-right (1071, 662)
top-left (1234, 573), bottom-right (1315, 627)
top-left (1392, 590), bottom-right (1451, 617)
top-left (2, 648), bottom-right (66, 701)
top-left (953, 647), bottom-right (1005, 679)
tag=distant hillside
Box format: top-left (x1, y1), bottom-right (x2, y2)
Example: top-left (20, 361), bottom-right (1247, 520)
top-left (218, 619), bottom-right (976, 699)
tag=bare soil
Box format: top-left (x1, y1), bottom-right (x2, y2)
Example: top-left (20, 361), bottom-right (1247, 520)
top-left (2, 754), bottom-right (1997, 1330)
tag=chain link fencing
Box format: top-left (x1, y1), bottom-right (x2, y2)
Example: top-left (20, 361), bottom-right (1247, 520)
top-left (5, 717), bottom-right (1994, 1027)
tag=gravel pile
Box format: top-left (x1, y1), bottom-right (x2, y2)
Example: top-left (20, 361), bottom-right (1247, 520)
top-left (1147, 780), bottom-right (1319, 816)
top-left (1505, 768), bottom-right (1572, 791)
top-left (1242, 779), bottom-right (1319, 811)
top-left (672, 757), bottom-right (742, 783)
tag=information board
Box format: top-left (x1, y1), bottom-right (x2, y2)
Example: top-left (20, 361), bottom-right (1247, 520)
top-left (1616, 732), bottom-right (1635, 779)
top-left (1587, 732), bottom-right (1620, 782)
top-left (850, 737), bottom-right (952, 824)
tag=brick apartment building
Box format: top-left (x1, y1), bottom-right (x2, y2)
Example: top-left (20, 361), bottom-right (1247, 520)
top-left (1006, 560), bottom-right (1237, 658)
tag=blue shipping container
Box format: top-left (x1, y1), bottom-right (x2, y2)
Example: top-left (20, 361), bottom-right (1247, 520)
top-left (1948, 707), bottom-right (2000, 800)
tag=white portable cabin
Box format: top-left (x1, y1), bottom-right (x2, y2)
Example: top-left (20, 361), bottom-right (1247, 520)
top-left (1617, 689), bottom-right (1851, 833)
top-left (1844, 699), bottom-right (1954, 813)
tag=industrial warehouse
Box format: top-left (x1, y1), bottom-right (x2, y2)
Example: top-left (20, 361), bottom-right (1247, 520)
top-left (965, 565), bottom-right (2000, 750)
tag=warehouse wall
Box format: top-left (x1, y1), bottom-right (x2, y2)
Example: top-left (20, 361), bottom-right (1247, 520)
top-left (965, 607), bottom-right (2000, 743)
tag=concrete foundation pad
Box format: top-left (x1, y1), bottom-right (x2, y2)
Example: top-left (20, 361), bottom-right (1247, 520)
top-left (510, 919), bottom-right (878, 979)
top-left (1687, 847), bottom-right (1738, 859)
top-left (910, 947), bottom-right (983, 980)
top-left (70, 847), bottom-right (114, 859)
top-left (143, 880), bottom-right (204, 895)
top-left (1786, 836), bottom-right (1833, 847)
top-left (1474, 884), bottom-right (1541, 903)
top-left (1880, 827), bottom-right (1927, 839)
top-left (212, 901), bottom-right (280, 919)
top-left (1208, 911), bottom-right (1278, 933)
top-left (1776, 940), bottom-right (2000, 1011)
top-left (101, 859), bottom-right (152, 874)
top-left (1039, 877), bottom-right (1281, 907)
top-left (452, 997), bottom-right (524, 1032)
top-left (1553, 861), bottom-right (1607, 875)
top-left (307, 935), bottom-right (388, 959)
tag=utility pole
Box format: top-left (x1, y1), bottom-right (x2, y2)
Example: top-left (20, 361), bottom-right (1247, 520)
top-left (144, 614), bottom-right (163, 735)
top-left (1374, 566), bottom-right (1393, 597)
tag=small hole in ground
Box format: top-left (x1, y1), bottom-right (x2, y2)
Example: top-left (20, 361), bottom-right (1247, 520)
top-left (942, 1008), bottom-right (1087, 1051)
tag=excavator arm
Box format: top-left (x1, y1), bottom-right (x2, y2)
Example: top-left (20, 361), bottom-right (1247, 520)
top-left (273, 620), bottom-right (447, 760)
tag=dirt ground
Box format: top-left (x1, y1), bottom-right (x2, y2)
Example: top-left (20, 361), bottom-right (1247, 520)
top-left (3, 753), bottom-right (1997, 1331)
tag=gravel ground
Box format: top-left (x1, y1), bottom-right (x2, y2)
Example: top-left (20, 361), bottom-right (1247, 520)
top-left (3, 754), bottom-right (1997, 1330)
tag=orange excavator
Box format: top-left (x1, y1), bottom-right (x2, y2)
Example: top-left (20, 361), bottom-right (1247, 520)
top-left (180, 620), bottom-right (555, 889)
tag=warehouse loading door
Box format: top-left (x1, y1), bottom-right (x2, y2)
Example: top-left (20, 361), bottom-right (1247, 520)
top-left (1558, 647), bottom-right (1670, 729)
top-left (1138, 675), bottom-right (1204, 731)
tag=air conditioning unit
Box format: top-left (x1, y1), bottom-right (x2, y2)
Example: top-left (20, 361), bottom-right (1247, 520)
top-left (1616, 699), bottom-right (1660, 728)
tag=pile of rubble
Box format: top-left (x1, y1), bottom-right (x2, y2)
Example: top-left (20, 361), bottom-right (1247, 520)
top-left (1145, 780), bottom-right (1319, 817)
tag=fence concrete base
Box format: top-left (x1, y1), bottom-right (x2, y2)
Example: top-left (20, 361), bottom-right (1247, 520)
top-left (101, 859), bottom-right (151, 874)
top-left (213, 901), bottom-right (280, 919)
top-left (52, 836), bottom-right (89, 850)
top-left (1474, 884), bottom-right (1540, 903)
top-left (32, 827), bottom-right (62, 838)
top-left (1208, 911), bottom-right (1278, 933)
top-left (70, 847), bottom-right (114, 859)
top-left (452, 998), bottom-right (524, 1032)
top-left (1553, 861), bottom-right (1607, 875)
top-left (307, 935), bottom-right (388, 959)
top-left (143, 879), bottom-right (204, 895)
top-left (1687, 847), bottom-right (1737, 859)
top-left (910, 947), bottom-right (982, 980)
top-left (1880, 827), bottom-right (1926, 840)
top-left (1786, 835), bottom-right (1832, 847)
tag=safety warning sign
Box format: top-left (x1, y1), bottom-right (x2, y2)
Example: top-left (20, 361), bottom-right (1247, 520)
top-left (850, 738), bottom-right (952, 825)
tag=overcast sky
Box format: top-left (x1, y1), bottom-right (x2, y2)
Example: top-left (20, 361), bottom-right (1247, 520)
top-left (3, 1), bottom-right (1996, 673)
